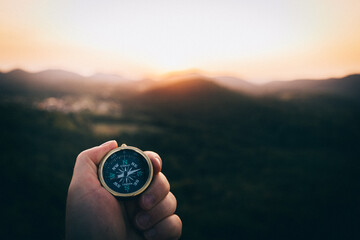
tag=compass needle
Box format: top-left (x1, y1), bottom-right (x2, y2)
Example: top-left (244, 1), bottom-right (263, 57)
top-left (127, 168), bottom-right (140, 176)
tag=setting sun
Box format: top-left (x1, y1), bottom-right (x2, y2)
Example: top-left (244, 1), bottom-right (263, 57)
top-left (0, 0), bottom-right (360, 82)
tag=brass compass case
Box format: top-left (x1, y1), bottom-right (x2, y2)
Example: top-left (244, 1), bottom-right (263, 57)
top-left (98, 144), bottom-right (153, 197)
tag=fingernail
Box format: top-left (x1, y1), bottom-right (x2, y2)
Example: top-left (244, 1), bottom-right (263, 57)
top-left (144, 228), bottom-right (157, 240)
top-left (100, 140), bottom-right (117, 147)
top-left (136, 213), bottom-right (150, 229)
top-left (142, 194), bottom-right (155, 210)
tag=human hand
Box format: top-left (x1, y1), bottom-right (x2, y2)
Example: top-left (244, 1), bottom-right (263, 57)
top-left (66, 140), bottom-right (182, 240)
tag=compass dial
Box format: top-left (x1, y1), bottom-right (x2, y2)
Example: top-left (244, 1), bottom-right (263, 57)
top-left (98, 144), bottom-right (153, 197)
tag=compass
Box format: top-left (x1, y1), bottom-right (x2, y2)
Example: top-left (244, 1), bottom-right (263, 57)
top-left (98, 144), bottom-right (153, 197)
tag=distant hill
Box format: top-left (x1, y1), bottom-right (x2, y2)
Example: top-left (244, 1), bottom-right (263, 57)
top-left (1, 68), bottom-right (359, 103)
top-left (158, 71), bottom-right (360, 101)
top-left (214, 76), bottom-right (259, 94)
top-left (144, 77), bottom-right (237, 98)
top-left (0, 69), bottom-right (144, 99)
top-left (158, 71), bottom-right (259, 94)
top-left (172, 73), bottom-right (360, 102)
top-left (134, 77), bottom-right (244, 105)
top-left (88, 73), bottom-right (129, 83)
top-left (260, 74), bottom-right (360, 100)
top-left (125, 77), bottom-right (261, 123)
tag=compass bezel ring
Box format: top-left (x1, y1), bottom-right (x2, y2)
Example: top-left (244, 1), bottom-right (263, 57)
top-left (98, 144), bottom-right (154, 198)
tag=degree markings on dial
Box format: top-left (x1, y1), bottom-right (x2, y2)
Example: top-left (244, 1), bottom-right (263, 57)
top-left (109, 173), bottom-right (115, 180)
top-left (103, 149), bottom-right (149, 194)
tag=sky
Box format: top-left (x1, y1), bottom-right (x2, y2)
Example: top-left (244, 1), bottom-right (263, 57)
top-left (0, 0), bottom-right (359, 83)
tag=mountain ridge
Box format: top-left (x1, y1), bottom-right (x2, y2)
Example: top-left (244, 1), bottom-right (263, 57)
top-left (1, 68), bottom-right (359, 101)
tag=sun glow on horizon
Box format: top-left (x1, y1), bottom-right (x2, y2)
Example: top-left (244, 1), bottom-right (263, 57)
top-left (0, 0), bottom-right (360, 83)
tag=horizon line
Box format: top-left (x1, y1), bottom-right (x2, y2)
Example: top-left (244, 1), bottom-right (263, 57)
top-left (1, 66), bottom-right (359, 84)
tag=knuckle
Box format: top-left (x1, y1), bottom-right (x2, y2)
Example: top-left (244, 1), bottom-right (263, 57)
top-left (145, 151), bottom-right (161, 159)
top-left (159, 172), bottom-right (170, 193)
top-left (171, 215), bottom-right (182, 239)
top-left (76, 150), bottom-right (88, 163)
top-left (75, 148), bottom-right (95, 167)
top-left (168, 192), bottom-right (177, 213)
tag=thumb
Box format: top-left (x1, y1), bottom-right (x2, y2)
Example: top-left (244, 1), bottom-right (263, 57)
top-left (72, 140), bottom-right (118, 180)
top-left (78, 140), bottom-right (118, 165)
